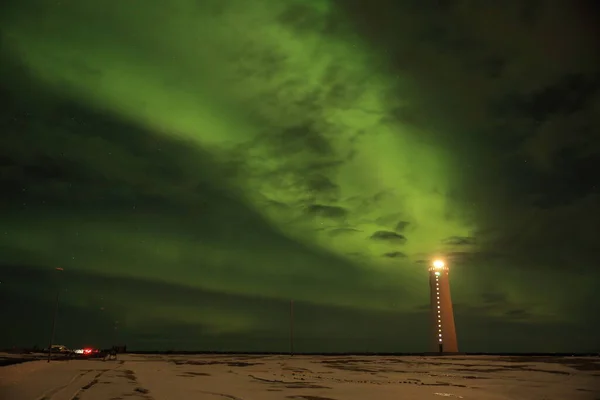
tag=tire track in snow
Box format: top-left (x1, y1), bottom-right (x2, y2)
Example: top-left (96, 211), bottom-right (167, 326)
top-left (37, 364), bottom-right (121, 400)
top-left (198, 391), bottom-right (244, 400)
top-left (36, 370), bottom-right (96, 400)
top-left (69, 369), bottom-right (110, 400)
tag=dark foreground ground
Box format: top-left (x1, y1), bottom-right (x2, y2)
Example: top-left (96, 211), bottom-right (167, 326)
top-left (1, 354), bottom-right (599, 399)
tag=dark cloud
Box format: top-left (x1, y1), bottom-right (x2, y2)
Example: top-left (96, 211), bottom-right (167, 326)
top-left (274, 125), bottom-right (334, 156)
top-left (369, 231), bottom-right (407, 243)
top-left (382, 251), bottom-right (407, 259)
top-left (305, 204), bottom-right (348, 219)
top-left (442, 236), bottom-right (476, 246)
top-left (394, 220), bottom-right (410, 232)
top-left (307, 175), bottom-right (339, 193)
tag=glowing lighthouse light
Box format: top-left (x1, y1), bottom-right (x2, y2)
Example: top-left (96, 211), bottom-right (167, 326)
top-left (433, 259), bottom-right (445, 269)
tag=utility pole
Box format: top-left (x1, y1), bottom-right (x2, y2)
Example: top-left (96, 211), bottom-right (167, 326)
top-left (47, 290), bottom-right (60, 362)
top-left (113, 320), bottom-right (119, 347)
top-left (290, 300), bottom-right (294, 356)
top-left (48, 268), bottom-right (63, 363)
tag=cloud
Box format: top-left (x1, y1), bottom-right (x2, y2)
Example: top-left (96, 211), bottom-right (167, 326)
top-left (442, 236), bottom-right (476, 246)
top-left (306, 175), bottom-right (340, 199)
top-left (395, 220), bottom-right (410, 232)
top-left (382, 251), bottom-right (407, 259)
top-left (305, 204), bottom-right (348, 219)
top-left (369, 231), bottom-right (407, 243)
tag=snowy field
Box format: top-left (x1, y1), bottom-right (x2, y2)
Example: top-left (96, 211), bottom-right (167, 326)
top-left (1, 354), bottom-right (599, 400)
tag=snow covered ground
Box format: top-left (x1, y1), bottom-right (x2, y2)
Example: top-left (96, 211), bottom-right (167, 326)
top-left (1, 354), bottom-right (599, 400)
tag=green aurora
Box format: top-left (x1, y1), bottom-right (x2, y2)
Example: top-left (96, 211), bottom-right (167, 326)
top-left (1, 0), bottom-right (598, 352)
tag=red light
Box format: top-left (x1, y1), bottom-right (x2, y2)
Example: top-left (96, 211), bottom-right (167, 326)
top-left (83, 348), bottom-right (92, 354)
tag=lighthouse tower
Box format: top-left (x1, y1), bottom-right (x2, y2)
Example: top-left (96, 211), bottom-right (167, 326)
top-left (429, 259), bottom-right (458, 353)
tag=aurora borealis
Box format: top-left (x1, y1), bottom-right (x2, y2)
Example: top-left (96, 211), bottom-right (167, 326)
top-left (1, 0), bottom-right (599, 353)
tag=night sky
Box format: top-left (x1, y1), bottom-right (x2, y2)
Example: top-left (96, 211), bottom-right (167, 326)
top-left (1, 0), bottom-right (599, 353)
